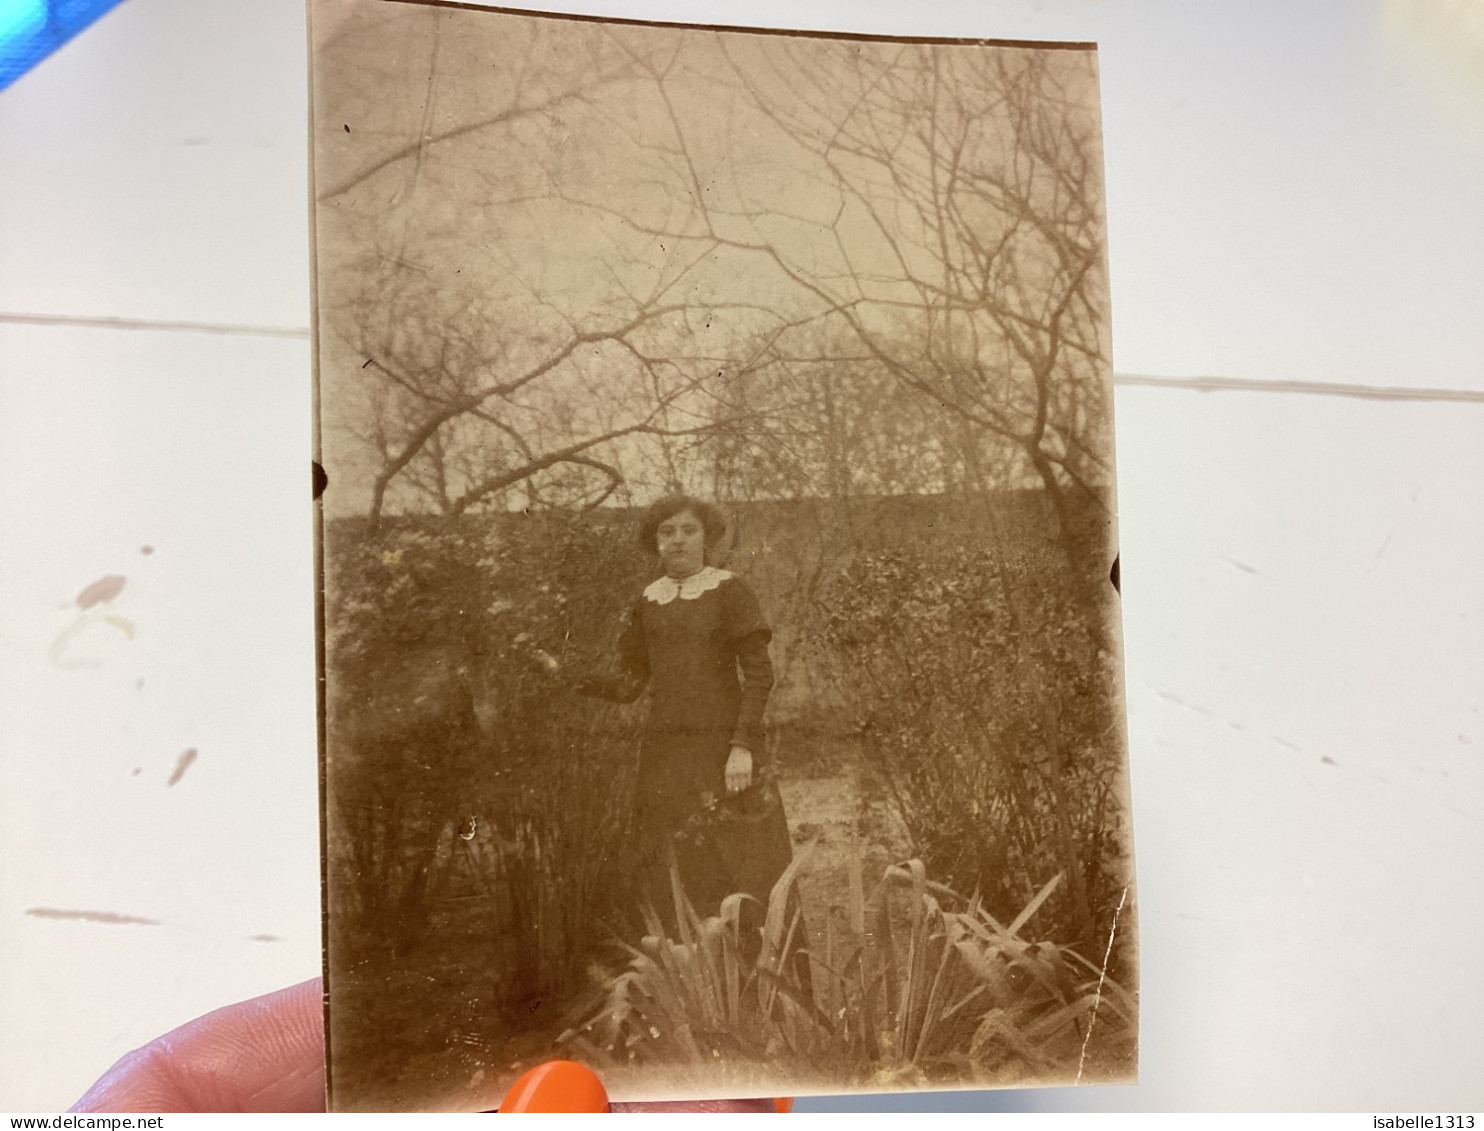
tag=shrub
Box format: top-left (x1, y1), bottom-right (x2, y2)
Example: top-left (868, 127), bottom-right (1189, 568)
top-left (813, 544), bottom-right (1129, 957)
top-left (324, 513), bottom-right (650, 1004)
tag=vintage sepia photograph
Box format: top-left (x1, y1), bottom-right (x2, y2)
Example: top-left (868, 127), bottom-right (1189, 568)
top-left (310, 0), bottom-right (1136, 1109)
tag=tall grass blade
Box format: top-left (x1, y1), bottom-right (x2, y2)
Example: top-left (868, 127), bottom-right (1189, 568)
top-left (874, 881), bottom-right (900, 1056)
top-left (1007, 872), bottom-right (1062, 937)
top-left (847, 847), bottom-right (866, 938)
top-left (763, 843), bottom-right (813, 951)
top-left (759, 845), bottom-right (813, 1014)
top-left (754, 962), bottom-right (838, 1035)
top-left (718, 891), bottom-right (749, 1025)
top-left (667, 854), bottom-right (698, 948)
top-left (910, 923), bottom-right (959, 1066)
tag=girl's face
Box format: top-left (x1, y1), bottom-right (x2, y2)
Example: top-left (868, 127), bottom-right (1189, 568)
top-left (657, 509), bottom-right (707, 579)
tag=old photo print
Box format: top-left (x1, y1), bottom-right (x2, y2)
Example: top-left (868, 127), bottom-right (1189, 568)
top-left (310, 0), bottom-right (1136, 1108)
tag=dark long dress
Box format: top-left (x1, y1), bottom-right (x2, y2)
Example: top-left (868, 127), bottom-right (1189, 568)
top-left (585, 566), bottom-right (790, 922)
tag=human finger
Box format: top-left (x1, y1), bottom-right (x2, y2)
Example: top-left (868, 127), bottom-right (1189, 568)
top-left (70, 978), bottom-right (325, 1113)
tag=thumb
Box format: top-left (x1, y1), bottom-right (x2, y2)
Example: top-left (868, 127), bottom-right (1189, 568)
top-left (71, 979), bottom-right (326, 1113)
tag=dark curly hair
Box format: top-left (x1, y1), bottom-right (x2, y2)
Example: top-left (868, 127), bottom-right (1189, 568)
top-left (636, 495), bottom-right (728, 554)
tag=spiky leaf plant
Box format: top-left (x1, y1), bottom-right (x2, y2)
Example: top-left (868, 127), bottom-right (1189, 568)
top-left (563, 852), bottom-right (1135, 1087)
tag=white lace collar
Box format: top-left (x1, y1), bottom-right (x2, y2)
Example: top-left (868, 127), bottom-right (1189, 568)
top-left (643, 566), bottom-right (732, 605)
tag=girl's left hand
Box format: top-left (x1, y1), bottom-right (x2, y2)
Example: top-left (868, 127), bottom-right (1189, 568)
top-left (725, 745), bottom-right (753, 793)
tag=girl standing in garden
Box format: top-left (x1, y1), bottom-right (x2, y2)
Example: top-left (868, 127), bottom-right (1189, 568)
top-left (577, 495), bottom-right (793, 928)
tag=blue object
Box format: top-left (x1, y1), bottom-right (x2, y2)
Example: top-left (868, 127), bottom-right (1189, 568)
top-left (1, 0), bottom-right (126, 91)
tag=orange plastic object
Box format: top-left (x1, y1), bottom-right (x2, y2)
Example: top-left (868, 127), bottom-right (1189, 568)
top-left (773, 1097), bottom-right (794, 1113)
top-left (498, 1061), bottom-right (611, 1113)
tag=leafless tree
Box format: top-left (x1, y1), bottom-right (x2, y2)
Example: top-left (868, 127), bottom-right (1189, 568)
top-left (314, 12), bottom-right (1112, 542)
top-left (734, 42), bottom-right (1115, 547)
top-left (313, 10), bottom-right (783, 527)
top-left (536, 33), bottom-right (1112, 543)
